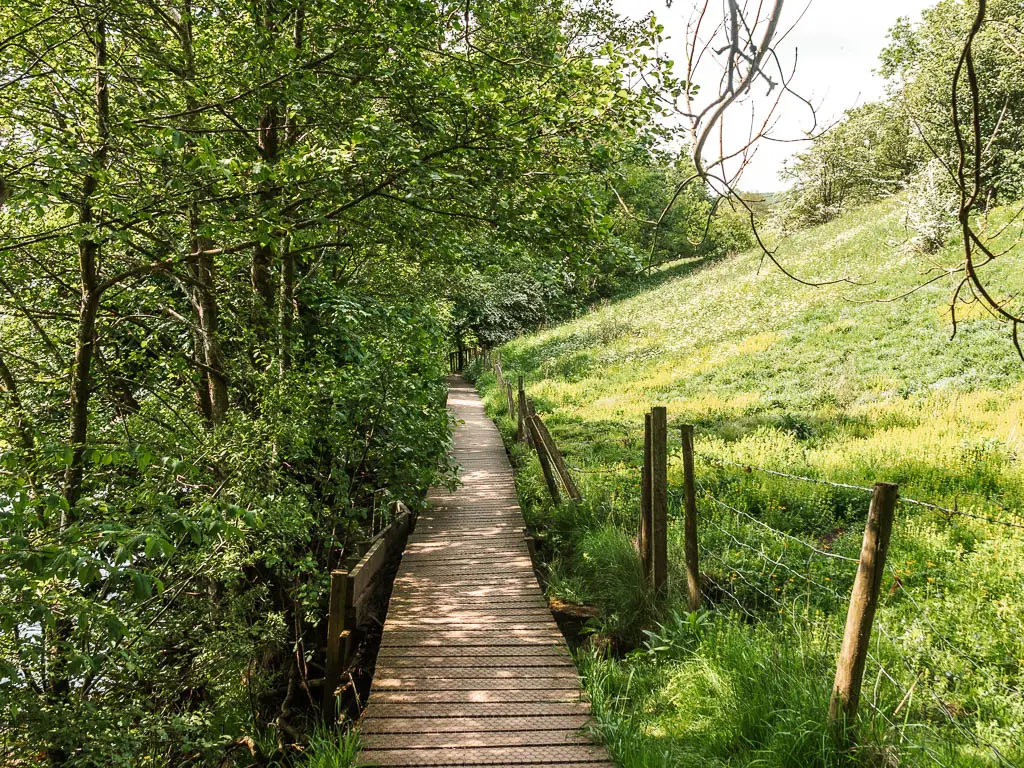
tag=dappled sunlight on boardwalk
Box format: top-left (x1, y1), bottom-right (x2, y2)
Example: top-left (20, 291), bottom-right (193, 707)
top-left (358, 376), bottom-right (612, 767)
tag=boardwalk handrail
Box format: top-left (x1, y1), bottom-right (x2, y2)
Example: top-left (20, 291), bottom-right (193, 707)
top-left (324, 501), bottom-right (416, 716)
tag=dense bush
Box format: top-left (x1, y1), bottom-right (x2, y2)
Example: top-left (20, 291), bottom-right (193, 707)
top-left (780, 102), bottom-right (915, 228)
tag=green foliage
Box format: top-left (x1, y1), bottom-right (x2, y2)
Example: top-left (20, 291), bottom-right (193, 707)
top-left (880, 0), bottom-right (1024, 202)
top-left (783, 1), bottom-right (1024, 231)
top-left (301, 725), bottom-right (361, 768)
top-left (449, 147), bottom-right (752, 346)
top-left (781, 101), bottom-right (915, 227)
top-left (0, 0), bottom-right (671, 763)
top-left (579, 617), bottom-right (842, 768)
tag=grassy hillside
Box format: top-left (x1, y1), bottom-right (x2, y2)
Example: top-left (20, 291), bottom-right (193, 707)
top-left (473, 197), bottom-right (1024, 767)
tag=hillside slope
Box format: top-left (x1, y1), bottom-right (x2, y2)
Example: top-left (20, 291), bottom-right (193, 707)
top-left (478, 197), bottom-right (1024, 767)
top-left (504, 196), bottom-right (1024, 502)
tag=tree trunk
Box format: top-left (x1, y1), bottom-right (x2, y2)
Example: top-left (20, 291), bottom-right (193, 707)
top-left (64, 17), bottom-right (108, 512)
top-left (278, 238), bottom-right (295, 375)
top-left (0, 352), bottom-right (35, 455)
top-left (189, 224), bottom-right (229, 427)
top-left (180, 1), bottom-right (228, 427)
top-left (252, 105), bottom-right (279, 345)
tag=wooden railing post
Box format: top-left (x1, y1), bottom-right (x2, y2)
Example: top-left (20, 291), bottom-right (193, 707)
top-left (516, 376), bottom-right (530, 446)
top-left (680, 425), bottom-right (701, 611)
top-left (526, 399), bottom-right (561, 503)
top-left (531, 412), bottom-right (582, 502)
top-left (639, 413), bottom-right (652, 579)
top-left (505, 381), bottom-right (516, 418)
top-left (650, 406), bottom-right (668, 591)
top-left (829, 482), bottom-right (899, 733)
top-left (323, 569), bottom-right (350, 718)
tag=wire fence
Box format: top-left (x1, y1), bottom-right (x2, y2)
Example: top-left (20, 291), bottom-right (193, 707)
top-left (565, 435), bottom-right (1020, 764)
top-left (692, 449), bottom-right (1024, 533)
top-left (488, 367), bottom-right (1021, 764)
top-left (687, 456), bottom-right (1023, 767)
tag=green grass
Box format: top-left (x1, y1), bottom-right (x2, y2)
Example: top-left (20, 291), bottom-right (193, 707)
top-left (298, 724), bottom-right (361, 768)
top-left (472, 197), bottom-right (1024, 767)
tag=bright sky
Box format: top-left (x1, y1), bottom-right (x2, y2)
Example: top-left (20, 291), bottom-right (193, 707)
top-left (612, 0), bottom-right (937, 191)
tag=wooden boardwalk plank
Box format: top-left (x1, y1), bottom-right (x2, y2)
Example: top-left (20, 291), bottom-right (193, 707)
top-left (357, 745), bottom-right (610, 766)
top-left (361, 730), bottom-right (593, 749)
top-left (364, 702), bottom-right (592, 718)
top-left (359, 715), bottom-right (593, 735)
top-left (357, 376), bottom-right (609, 767)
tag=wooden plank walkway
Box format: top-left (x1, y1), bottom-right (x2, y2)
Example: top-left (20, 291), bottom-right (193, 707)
top-left (358, 376), bottom-right (612, 767)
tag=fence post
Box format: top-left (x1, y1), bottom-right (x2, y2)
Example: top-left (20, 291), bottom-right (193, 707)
top-left (505, 381), bottom-right (516, 418)
top-left (526, 403), bottom-right (561, 504)
top-left (323, 569), bottom-right (349, 717)
top-left (650, 406), bottom-right (668, 591)
top-left (829, 482), bottom-right (899, 733)
top-left (639, 413), bottom-right (652, 578)
top-left (680, 425), bottom-right (701, 611)
top-left (517, 376), bottom-right (531, 445)
top-left (531, 412), bottom-right (582, 502)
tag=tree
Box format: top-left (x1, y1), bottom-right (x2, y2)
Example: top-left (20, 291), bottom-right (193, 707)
top-left (881, 0), bottom-right (1024, 204)
top-left (781, 102), bottom-right (915, 226)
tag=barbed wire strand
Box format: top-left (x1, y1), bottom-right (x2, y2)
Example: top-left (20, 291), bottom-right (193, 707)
top-left (862, 653), bottom-right (956, 768)
top-left (694, 450), bottom-right (1024, 532)
top-left (567, 463), bottom-right (641, 475)
top-left (886, 566), bottom-right (1020, 700)
top-left (700, 549), bottom-right (785, 616)
top-left (540, 414), bottom-right (1020, 761)
top-left (696, 478), bottom-right (1017, 764)
top-left (872, 621), bottom-right (1019, 767)
top-left (702, 515), bottom-right (851, 603)
top-left (697, 479), bottom-right (861, 563)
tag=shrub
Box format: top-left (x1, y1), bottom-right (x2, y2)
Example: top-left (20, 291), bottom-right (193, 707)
top-left (906, 158), bottom-right (959, 253)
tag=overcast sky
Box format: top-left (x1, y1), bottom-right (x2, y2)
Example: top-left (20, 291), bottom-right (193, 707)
top-left (611, 0), bottom-right (937, 191)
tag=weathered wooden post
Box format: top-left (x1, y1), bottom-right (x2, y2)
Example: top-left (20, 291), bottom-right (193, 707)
top-left (505, 381), bottom-right (516, 418)
top-left (526, 401), bottom-right (561, 504)
top-left (323, 569), bottom-right (349, 717)
top-left (650, 406), bottom-right (668, 591)
top-left (531, 413), bottom-right (582, 502)
top-left (680, 425), bottom-right (701, 611)
top-left (829, 482), bottom-right (899, 732)
top-left (516, 376), bottom-right (531, 446)
top-left (639, 413), bottom-right (652, 578)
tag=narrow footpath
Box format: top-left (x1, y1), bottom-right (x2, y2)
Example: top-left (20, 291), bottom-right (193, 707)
top-left (357, 376), bottom-right (612, 767)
